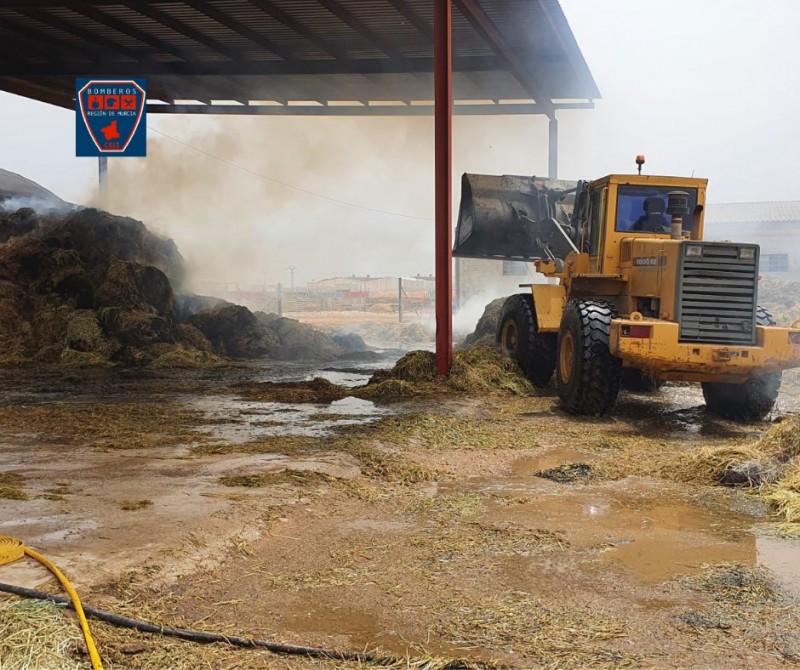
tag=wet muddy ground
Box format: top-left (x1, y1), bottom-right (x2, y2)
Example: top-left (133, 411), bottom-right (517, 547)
top-left (1, 362), bottom-right (799, 669)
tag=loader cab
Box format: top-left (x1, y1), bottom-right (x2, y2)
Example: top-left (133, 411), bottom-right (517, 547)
top-left (579, 175), bottom-right (708, 274)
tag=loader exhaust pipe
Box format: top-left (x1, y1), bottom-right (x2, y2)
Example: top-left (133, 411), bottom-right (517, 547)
top-left (666, 191), bottom-right (690, 239)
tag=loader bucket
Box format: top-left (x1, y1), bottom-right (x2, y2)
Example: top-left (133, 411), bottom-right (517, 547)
top-left (453, 173), bottom-right (580, 261)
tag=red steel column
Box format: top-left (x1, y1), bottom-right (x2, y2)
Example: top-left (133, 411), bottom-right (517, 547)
top-left (434, 0), bottom-right (453, 376)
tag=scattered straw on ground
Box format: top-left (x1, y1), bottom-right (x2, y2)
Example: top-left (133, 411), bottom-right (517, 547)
top-left (0, 401), bottom-right (210, 451)
top-left (0, 598), bottom-right (83, 670)
top-left (220, 469), bottom-right (336, 488)
top-left (232, 378), bottom-right (347, 404)
top-left (409, 491), bottom-right (484, 518)
top-left (412, 523), bottom-right (566, 563)
top-left (433, 591), bottom-right (632, 668)
top-left (257, 564), bottom-right (374, 591)
top-left (0, 472), bottom-right (27, 500)
top-left (672, 563), bottom-right (800, 661)
top-left (191, 434), bottom-right (313, 456)
top-left (371, 413), bottom-right (541, 453)
top-left (345, 441), bottom-right (436, 484)
top-left (678, 563), bottom-right (781, 606)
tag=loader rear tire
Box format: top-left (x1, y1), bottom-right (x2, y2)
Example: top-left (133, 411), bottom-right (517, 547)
top-left (556, 300), bottom-right (622, 416)
top-left (496, 293), bottom-right (556, 387)
top-left (701, 307), bottom-right (782, 422)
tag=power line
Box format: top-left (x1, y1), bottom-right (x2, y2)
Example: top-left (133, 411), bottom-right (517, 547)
top-left (149, 126), bottom-right (433, 221)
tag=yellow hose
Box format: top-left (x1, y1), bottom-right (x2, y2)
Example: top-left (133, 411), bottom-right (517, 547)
top-left (0, 536), bottom-right (103, 670)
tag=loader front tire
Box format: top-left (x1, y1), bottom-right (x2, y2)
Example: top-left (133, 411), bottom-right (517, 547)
top-left (556, 300), bottom-right (622, 416)
top-left (701, 307), bottom-right (782, 422)
top-left (496, 293), bottom-right (556, 387)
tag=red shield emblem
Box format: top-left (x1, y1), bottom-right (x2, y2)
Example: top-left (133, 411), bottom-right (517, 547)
top-left (77, 79), bottom-right (146, 156)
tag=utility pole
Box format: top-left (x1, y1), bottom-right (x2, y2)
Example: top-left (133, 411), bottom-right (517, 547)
top-left (98, 156), bottom-right (108, 208)
top-left (548, 114), bottom-right (558, 179)
top-left (398, 277), bottom-right (403, 323)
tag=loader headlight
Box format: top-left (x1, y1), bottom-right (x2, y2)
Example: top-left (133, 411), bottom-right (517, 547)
top-left (685, 245), bottom-right (703, 257)
top-left (739, 247), bottom-right (756, 260)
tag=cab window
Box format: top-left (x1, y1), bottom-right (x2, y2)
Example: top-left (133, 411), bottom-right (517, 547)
top-left (615, 185), bottom-right (698, 233)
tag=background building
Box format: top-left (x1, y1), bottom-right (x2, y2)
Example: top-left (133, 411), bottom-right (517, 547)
top-left (705, 201), bottom-right (800, 279)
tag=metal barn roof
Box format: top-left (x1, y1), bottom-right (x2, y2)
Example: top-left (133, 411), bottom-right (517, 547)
top-left (705, 201), bottom-right (800, 225)
top-left (0, 0), bottom-right (599, 116)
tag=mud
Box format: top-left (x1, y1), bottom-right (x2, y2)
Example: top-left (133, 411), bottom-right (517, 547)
top-left (0, 361), bottom-right (799, 669)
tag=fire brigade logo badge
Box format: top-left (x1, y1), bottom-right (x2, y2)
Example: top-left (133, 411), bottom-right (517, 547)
top-left (76, 78), bottom-right (146, 156)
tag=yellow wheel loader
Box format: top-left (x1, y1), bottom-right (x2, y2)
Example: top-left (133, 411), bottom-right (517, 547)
top-left (453, 162), bottom-right (800, 420)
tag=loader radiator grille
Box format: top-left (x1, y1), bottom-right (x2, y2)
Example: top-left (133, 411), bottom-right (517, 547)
top-left (677, 244), bottom-right (758, 345)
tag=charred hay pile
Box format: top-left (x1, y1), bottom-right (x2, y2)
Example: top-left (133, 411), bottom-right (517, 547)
top-left (0, 173), bottom-right (356, 367)
top-left (460, 297), bottom-right (506, 348)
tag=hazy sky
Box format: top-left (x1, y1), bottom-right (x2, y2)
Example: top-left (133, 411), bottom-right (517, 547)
top-left (1, 0), bottom-right (799, 286)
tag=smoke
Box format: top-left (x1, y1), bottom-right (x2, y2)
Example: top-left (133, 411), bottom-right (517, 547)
top-left (0, 195), bottom-right (78, 215)
top-left (90, 110), bottom-right (564, 299)
top-left (102, 115), bottom-right (437, 294)
top-left (453, 291), bottom-right (501, 337)
top-left (450, 277), bottom-right (551, 339)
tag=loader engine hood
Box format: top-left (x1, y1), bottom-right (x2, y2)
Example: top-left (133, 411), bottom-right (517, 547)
top-left (453, 173), bottom-right (581, 262)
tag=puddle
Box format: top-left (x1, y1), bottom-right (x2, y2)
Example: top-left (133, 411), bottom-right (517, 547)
top-left (482, 481), bottom-right (760, 583)
top-left (190, 395), bottom-right (389, 444)
top-left (305, 369), bottom-right (372, 388)
top-left (511, 447), bottom-right (591, 477)
top-left (282, 603), bottom-right (426, 655)
top-left (329, 396), bottom-right (382, 415)
top-left (757, 534), bottom-right (800, 599)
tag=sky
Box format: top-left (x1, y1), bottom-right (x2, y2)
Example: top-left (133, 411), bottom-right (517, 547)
top-left (1, 0), bottom-right (799, 287)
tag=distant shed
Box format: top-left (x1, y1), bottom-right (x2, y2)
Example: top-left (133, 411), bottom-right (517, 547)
top-left (704, 201), bottom-right (800, 278)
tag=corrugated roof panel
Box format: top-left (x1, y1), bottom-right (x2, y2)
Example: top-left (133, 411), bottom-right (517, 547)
top-left (156, 4), bottom-right (258, 50)
top-left (97, 4), bottom-right (244, 63)
top-left (43, 7), bottom-right (154, 53)
top-left (210, 0), bottom-right (333, 60)
top-left (0, 10), bottom-right (97, 53)
top-left (0, 0), bottom-right (599, 110)
top-left (705, 202), bottom-right (800, 224)
top-left (270, 0), bottom-right (387, 59)
top-left (337, 0), bottom-right (430, 57)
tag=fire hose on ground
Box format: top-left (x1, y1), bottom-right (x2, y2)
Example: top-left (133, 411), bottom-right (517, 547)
top-left (0, 535), bottom-right (494, 670)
